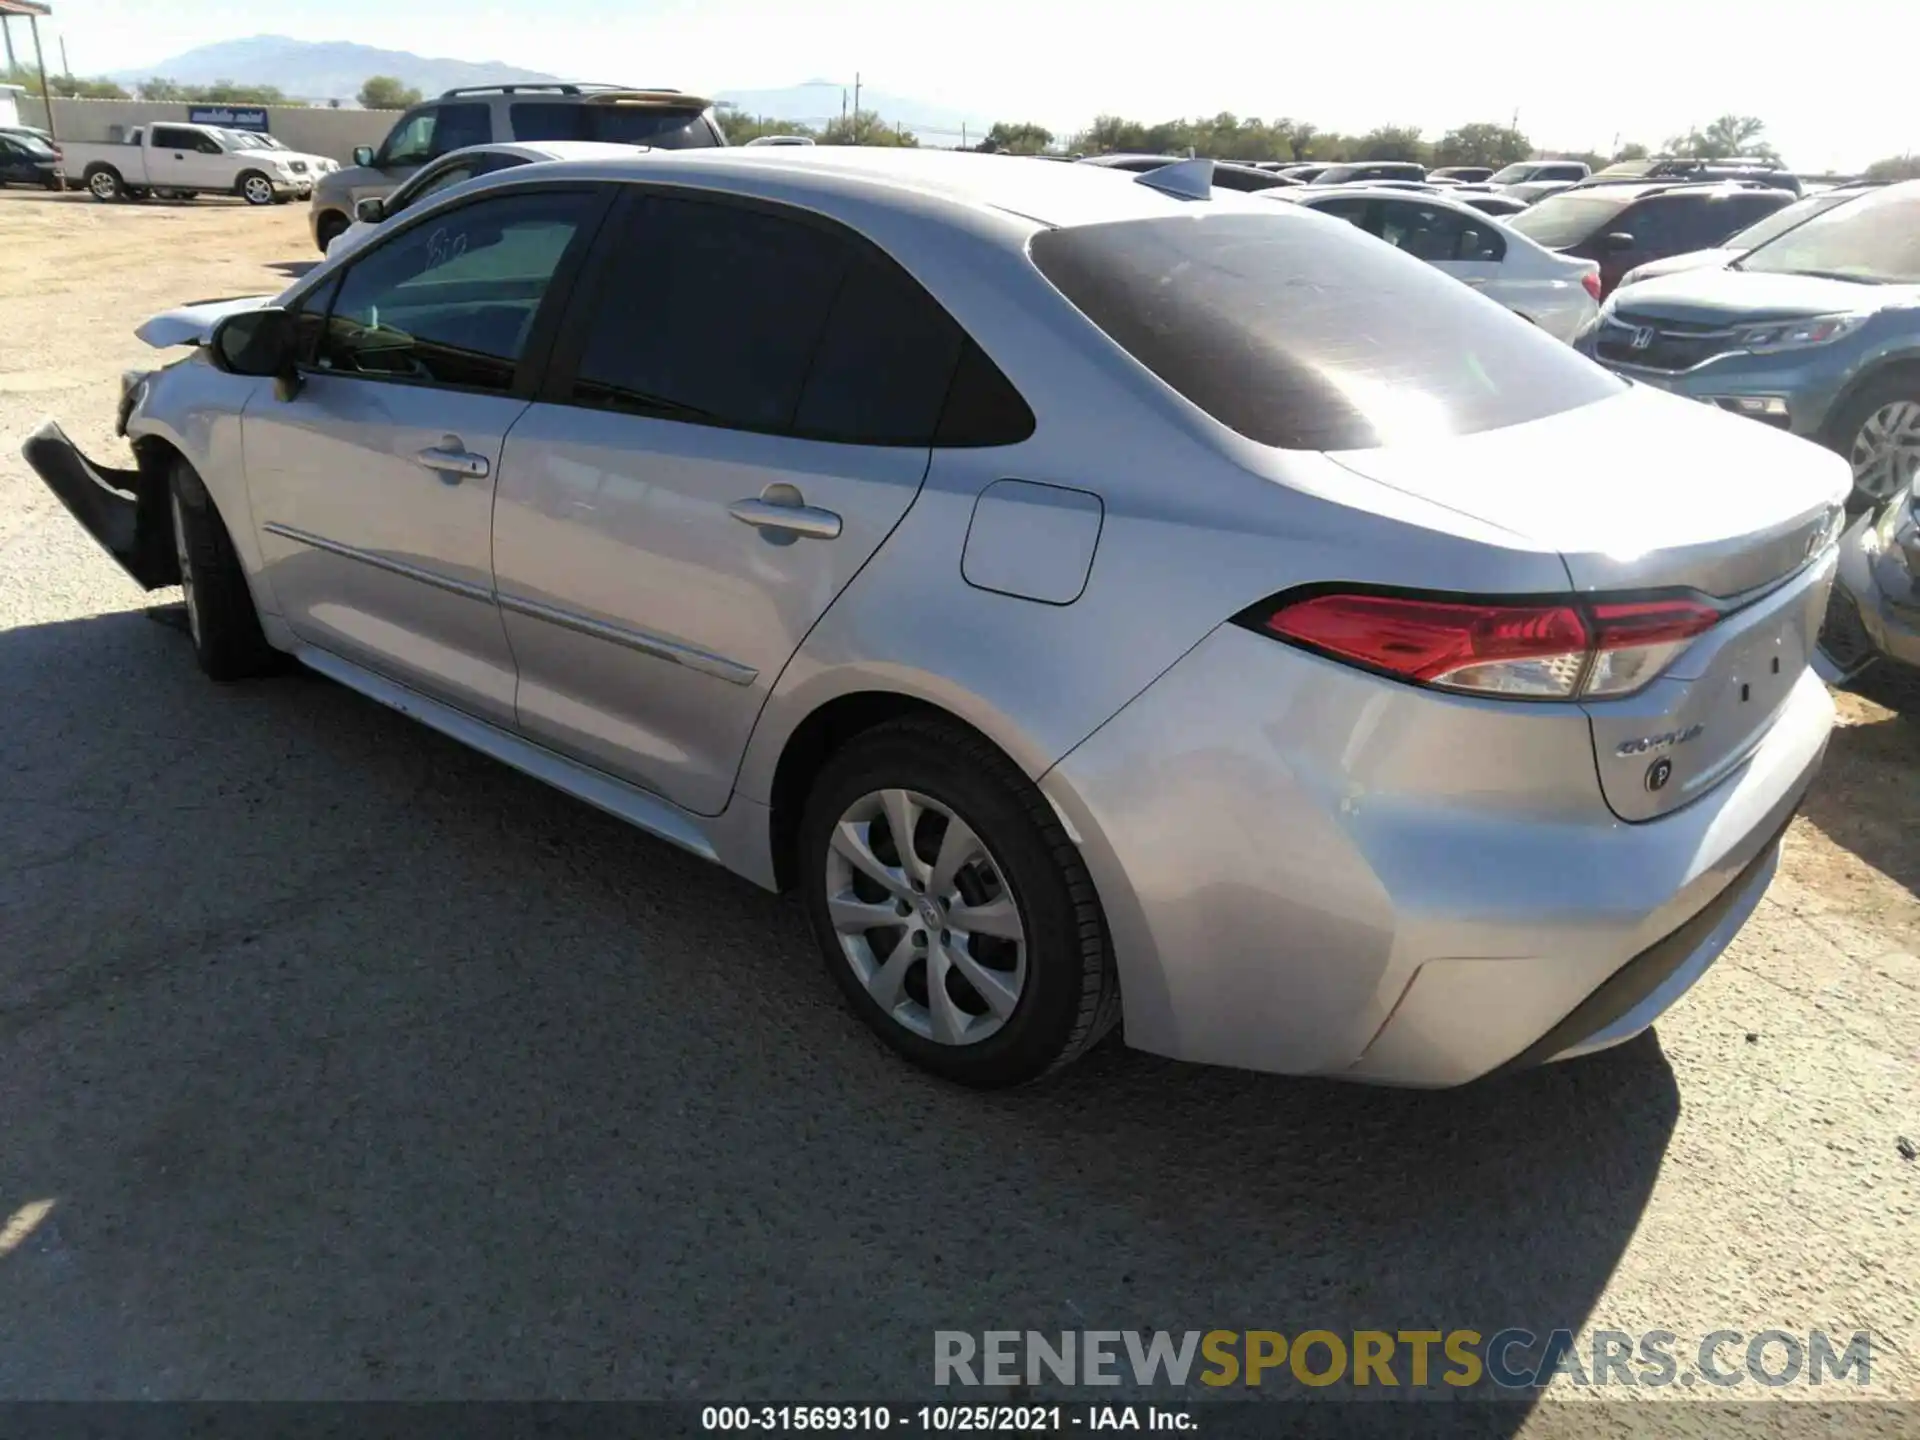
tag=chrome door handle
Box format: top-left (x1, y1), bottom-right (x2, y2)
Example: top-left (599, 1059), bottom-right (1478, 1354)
top-left (412, 446), bottom-right (490, 481)
top-left (728, 494), bottom-right (842, 540)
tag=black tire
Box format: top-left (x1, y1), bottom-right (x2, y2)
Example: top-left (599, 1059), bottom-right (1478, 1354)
top-left (314, 211), bottom-right (350, 252)
top-left (798, 715), bottom-right (1120, 1087)
top-left (43, 174), bottom-right (63, 191)
top-left (1825, 368), bottom-right (1920, 513)
top-left (167, 459), bottom-right (280, 681)
top-left (236, 170), bottom-right (275, 207)
top-left (84, 165), bottom-right (122, 202)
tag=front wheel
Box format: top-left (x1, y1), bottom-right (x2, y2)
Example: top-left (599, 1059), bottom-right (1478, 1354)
top-left (237, 171), bottom-right (275, 207)
top-left (798, 716), bottom-right (1120, 1087)
top-left (168, 460), bottom-right (280, 681)
top-left (314, 211), bottom-right (350, 253)
top-left (1828, 372), bottom-right (1920, 511)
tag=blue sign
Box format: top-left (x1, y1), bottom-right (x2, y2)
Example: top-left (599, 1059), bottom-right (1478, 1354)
top-left (189, 106), bottom-right (270, 132)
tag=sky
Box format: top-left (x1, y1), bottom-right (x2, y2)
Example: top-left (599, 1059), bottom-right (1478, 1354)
top-left (15, 0), bottom-right (1915, 173)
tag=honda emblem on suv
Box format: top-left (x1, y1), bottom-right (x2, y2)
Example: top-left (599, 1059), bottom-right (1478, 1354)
top-left (1629, 326), bottom-right (1656, 351)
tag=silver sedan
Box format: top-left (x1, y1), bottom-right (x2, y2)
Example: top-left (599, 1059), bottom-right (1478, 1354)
top-left (25, 148), bottom-right (1849, 1088)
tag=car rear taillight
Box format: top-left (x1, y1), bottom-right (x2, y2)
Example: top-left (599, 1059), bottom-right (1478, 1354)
top-left (1245, 590), bottom-right (1721, 700)
top-left (1580, 268), bottom-right (1602, 302)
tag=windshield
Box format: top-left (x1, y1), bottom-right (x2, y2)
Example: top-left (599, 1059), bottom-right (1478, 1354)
top-left (1488, 163), bottom-right (1538, 184)
top-left (1507, 191), bottom-right (1635, 248)
top-left (1724, 190), bottom-right (1864, 253)
top-left (11, 133), bottom-right (56, 157)
top-left (1738, 187), bottom-right (1920, 284)
top-left (1029, 210), bottom-right (1621, 451)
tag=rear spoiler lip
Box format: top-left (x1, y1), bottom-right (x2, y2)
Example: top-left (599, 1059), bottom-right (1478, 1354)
top-left (19, 419), bottom-right (180, 591)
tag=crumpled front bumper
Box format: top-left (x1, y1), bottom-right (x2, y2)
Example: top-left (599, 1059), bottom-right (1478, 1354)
top-left (1821, 492), bottom-right (1920, 676)
top-left (19, 419), bottom-right (180, 591)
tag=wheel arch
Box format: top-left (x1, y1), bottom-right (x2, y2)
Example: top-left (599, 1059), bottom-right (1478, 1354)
top-left (1822, 352), bottom-right (1920, 445)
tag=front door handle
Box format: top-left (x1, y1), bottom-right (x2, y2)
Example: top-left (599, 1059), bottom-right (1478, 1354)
top-left (728, 484), bottom-right (841, 540)
top-left (412, 443), bottom-right (490, 481)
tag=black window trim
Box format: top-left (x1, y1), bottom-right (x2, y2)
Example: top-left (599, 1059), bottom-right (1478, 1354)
top-left (539, 180), bottom-right (1036, 448)
top-left (294, 179), bottom-right (620, 403)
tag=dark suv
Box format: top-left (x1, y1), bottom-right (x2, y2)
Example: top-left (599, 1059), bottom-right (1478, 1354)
top-left (1508, 181), bottom-right (1797, 297)
top-left (310, 83), bottom-right (724, 251)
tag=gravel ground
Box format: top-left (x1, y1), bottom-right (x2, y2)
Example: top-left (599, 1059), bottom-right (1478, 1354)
top-left (0, 191), bottom-right (1915, 1428)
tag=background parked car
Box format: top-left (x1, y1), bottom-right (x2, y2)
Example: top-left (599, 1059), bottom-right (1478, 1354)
top-left (1308, 160), bottom-right (1428, 186)
top-left (0, 129), bottom-right (61, 189)
top-left (1273, 185), bottom-right (1600, 340)
top-left (1488, 158), bottom-right (1591, 202)
top-left (1428, 165), bottom-right (1494, 184)
top-left (1820, 478), bottom-right (1920, 680)
top-left (1509, 180), bottom-right (1798, 297)
top-left (1614, 182), bottom-right (1883, 288)
top-left (1075, 153), bottom-right (1296, 191)
top-left (309, 83), bottom-right (724, 251)
top-left (63, 123), bottom-right (310, 205)
top-left (1643, 157), bottom-right (1804, 197)
top-left (323, 140), bottom-right (644, 258)
top-left (1275, 162), bottom-right (1332, 182)
top-left (1576, 180), bottom-right (1920, 508)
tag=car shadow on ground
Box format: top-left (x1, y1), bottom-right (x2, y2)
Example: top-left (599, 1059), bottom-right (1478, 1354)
top-left (0, 608), bottom-right (1679, 1420)
top-left (1802, 668), bottom-right (1920, 899)
top-left (265, 260), bottom-right (318, 279)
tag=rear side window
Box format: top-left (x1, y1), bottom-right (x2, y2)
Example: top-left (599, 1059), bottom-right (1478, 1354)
top-left (1508, 192), bottom-right (1634, 248)
top-left (568, 194), bottom-right (1029, 445)
top-left (1030, 210), bottom-right (1621, 451)
top-left (510, 102), bottom-right (719, 148)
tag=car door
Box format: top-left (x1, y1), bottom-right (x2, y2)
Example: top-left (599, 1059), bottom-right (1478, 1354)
top-left (490, 188), bottom-right (975, 816)
top-left (185, 127), bottom-right (238, 189)
top-left (145, 126), bottom-right (203, 189)
top-left (1373, 197), bottom-right (1502, 285)
top-left (242, 184), bottom-right (609, 726)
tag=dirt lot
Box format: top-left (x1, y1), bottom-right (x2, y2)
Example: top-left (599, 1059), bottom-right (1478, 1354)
top-left (1, 190), bottom-right (1917, 1423)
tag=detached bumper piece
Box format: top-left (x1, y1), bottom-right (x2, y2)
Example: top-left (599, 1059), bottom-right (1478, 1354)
top-left (20, 419), bottom-right (181, 590)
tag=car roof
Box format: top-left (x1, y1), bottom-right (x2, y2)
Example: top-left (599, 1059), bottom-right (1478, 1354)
top-left (501, 147), bottom-right (1277, 228)
top-left (444, 139), bottom-right (651, 164)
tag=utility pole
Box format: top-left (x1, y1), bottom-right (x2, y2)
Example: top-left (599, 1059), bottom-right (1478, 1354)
top-left (4, 18), bottom-right (18, 74)
top-left (59, 34), bottom-right (69, 78)
top-left (29, 14), bottom-right (56, 146)
top-left (853, 71), bottom-right (861, 139)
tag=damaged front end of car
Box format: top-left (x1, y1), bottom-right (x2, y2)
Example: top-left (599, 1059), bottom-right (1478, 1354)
top-left (21, 415), bottom-right (182, 591)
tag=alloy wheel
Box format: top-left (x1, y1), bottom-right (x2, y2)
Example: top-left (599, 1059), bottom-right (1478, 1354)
top-left (88, 171), bottom-right (116, 200)
top-left (170, 492), bottom-right (201, 648)
top-left (1850, 400), bottom-right (1920, 502)
top-left (243, 176), bottom-right (273, 205)
top-left (824, 788), bottom-right (1027, 1046)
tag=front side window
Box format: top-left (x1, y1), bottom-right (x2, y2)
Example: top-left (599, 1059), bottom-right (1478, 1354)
top-left (380, 109), bottom-right (439, 167)
top-left (193, 132), bottom-right (225, 154)
top-left (150, 126), bottom-right (198, 151)
top-left (1030, 210), bottom-right (1622, 451)
top-left (315, 189), bottom-right (595, 392)
top-left (509, 102), bottom-right (720, 148)
top-left (1374, 200), bottom-right (1499, 263)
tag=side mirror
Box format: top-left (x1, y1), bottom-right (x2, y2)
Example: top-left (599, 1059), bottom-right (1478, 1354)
top-left (209, 308), bottom-right (299, 392)
top-left (353, 145), bottom-right (376, 168)
top-left (355, 196), bottom-right (385, 224)
top-left (1604, 231), bottom-right (1636, 253)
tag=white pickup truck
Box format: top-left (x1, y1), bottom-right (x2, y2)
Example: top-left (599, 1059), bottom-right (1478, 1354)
top-left (65, 122), bottom-right (314, 206)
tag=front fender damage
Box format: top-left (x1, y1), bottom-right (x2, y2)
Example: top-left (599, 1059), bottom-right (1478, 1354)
top-left (20, 419), bottom-right (181, 590)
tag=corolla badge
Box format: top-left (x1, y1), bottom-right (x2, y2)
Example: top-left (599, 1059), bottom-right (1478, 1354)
top-left (1616, 722), bottom-right (1704, 757)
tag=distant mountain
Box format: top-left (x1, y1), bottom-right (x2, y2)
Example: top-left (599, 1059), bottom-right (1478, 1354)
top-left (714, 81), bottom-right (992, 143)
top-left (109, 36), bottom-right (558, 104)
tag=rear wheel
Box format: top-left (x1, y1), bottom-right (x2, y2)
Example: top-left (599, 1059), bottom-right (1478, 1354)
top-left (1828, 372), bottom-right (1920, 510)
top-left (237, 171), bottom-right (275, 207)
top-left (168, 459), bottom-right (279, 681)
top-left (798, 716), bottom-right (1119, 1087)
top-left (85, 166), bottom-right (122, 202)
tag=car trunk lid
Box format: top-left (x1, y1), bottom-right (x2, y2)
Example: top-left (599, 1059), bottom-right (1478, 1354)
top-left (1326, 385), bottom-right (1849, 819)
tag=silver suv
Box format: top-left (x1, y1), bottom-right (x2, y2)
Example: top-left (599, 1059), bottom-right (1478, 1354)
top-left (309, 83), bottom-right (724, 250)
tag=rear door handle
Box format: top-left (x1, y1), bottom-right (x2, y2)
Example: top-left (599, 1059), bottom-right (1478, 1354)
top-left (412, 444), bottom-right (490, 481)
top-left (728, 490), bottom-right (842, 540)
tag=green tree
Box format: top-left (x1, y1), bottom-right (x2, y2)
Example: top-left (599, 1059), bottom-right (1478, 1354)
top-left (1864, 154), bottom-right (1920, 181)
top-left (713, 107), bottom-right (819, 145)
top-left (358, 75), bottom-right (423, 111)
top-left (139, 77), bottom-right (186, 101)
top-left (188, 78), bottom-right (297, 106)
top-left (1432, 122), bottom-right (1530, 169)
top-left (1668, 114), bottom-right (1779, 164)
top-left (1611, 141), bottom-right (1650, 163)
top-left (5, 67), bottom-right (130, 99)
top-left (819, 110), bottom-right (919, 147)
top-left (979, 121), bottom-right (1053, 154)
top-left (1354, 124), bottom-right (1427, 163)
top-left (1285, 121), bottom-right (1319, 161)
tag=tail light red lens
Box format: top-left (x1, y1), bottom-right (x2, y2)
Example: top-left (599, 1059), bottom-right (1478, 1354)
top-left (1250, 590), bottom-right (1722, 700)
top-left (1580, 268), bottom-right (1602, 302)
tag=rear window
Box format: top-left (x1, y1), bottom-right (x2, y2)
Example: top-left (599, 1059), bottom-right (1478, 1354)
top-left (1028, 210), bottom-right (1622, 451)
top-left (510, 101), bottom-right (719, 148)
top-left (1507, 192), bottom-right (1637, 248)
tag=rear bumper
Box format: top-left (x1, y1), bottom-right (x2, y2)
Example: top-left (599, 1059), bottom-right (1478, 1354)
top-left (1042, 624), bottom-right (1831, 1086)
top-left (18, 420), bottom-right (180, 590)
